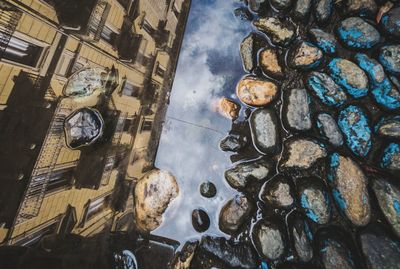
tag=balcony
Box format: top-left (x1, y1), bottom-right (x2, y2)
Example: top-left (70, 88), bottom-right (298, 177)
top-left (116, 19), bottom-right (143, 63)
top-left (50, 0), bottom-right (110, 41)
top-left (0, 1), bottom-right (22, 60)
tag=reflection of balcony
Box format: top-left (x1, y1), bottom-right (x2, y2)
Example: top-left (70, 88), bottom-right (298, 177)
top-left (154, 21), bottom-right (170, 49)
top-left (0, 2), bottom-right (22, 60)
top-left (51, 0), bottom-right (110, 41)
top-left (116, 19), bottom-right (142, 63)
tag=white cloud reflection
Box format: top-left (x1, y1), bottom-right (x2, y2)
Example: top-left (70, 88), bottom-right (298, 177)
top-left (154, 0), bottom-right (253, 245)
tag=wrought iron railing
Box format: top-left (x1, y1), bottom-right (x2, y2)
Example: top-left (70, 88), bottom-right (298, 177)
top-left (0, 1), bottom-right (22, 60)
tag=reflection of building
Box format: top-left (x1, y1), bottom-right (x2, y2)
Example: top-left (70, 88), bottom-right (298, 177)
top-left (0, 0), bottom-right (190, 246)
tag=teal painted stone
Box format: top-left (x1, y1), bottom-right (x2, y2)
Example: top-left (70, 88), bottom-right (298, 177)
top-left (337, 17), bottom-right (380, 49)
top-left (309, 28), bottom-right (338, 54)
top-left (306, 72), bottom-right (347, 107)
top-left (379, 45), bottom-right (400, 76)
top-left (381, 7), bottom-right (400, 38)
top-left (381, 143), bottom-right (400, 174)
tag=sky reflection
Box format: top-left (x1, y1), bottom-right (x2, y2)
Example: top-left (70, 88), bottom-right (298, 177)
top-left (154, 0), bottom-right (252, 243)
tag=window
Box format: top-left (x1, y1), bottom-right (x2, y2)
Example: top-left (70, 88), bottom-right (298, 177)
top-left (172, 3), bottom-right (180, 17)
top-left (121, 81), bottom-right (141, 97)
top-left (123, 118), bottom-right (134, 132)
top-left (140, 119), bottom-right (152, 132)
top-left (155, 62), bottom-right (165, 77)
top-left (84, 194), bottom-right (111, 222)
top-left (3, 36), bottom-right (44, 67)
top-left (101, 25), bottom-right (117, 45)
top-left (141, 19), bottom-right (154, 35)
top-left (45, 167), bottom-right (74, 194)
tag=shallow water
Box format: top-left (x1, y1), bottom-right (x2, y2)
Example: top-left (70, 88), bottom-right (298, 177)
top-left (154, 0), bottom-right (253, 244)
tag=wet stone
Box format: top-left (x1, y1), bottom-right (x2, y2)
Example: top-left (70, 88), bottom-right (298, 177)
top-left (379, 45), bottom-right (400, 76)
top-left (260, 176), bottom-right (295, 208)
top-left (249, 108), bottom-right (280, 154)
top-left (289, 212), bottom-right (314, 262)
top-left (309, 28), bottom-right (338, 54)
top-left (240, 33), bottom-right (262, 73)
top-left (234, 7), bottom-right (253, 21)
top-left (360, 225), bottom-right (400, 269)
top-left (252, 220), bottom-right (286, 260)
top-left (283, 88), bottom-right (312, 131)
top-left (253, 17), bottom-right (296, 47)
top-left (298, 179), bottom-right (331, 225)
top-left (381, 143), bottom-right (400, 174)
top-left (381, 7), bottom-right (400, 38)
top-left (200, 236), bottom-right (258, 269)
top-left (192, 209), bottom-right (210, 233)
top-left (306, 71), bottom-right (347, 107)
top-left (328, 58), bottom-right (369, 98)
top-left (259, 48), bottom-right (284, 79)
top-left (345, 0), bottom-right (377, 17)
top-left (337, 105), bottom-right (372, 157)
top-left (315, 0), bottom-right (333, 24)
top-left (317, 113), bottom-right (343, 147)
top-left (328, 153), bottom-right (371, 226)
top-left (199, 181), bottom-right (217, 198)
top-left (270, 0), bottom-right (292, 10)
top-left (280, 138), bottom-right (327, 170)
top-left (248, 0), bottom-right (266, 13)
top-left (236, 76), bottom-right (279, 107)
top-left (318, 236), bottom-right (357, 269)
top-left (219, 133), bottom-right (247, 152)
top-left (218, 97), bottom-right (241, 120)
top-left (219, 195), bottom-right (253, 235)
top-left (375, 116), bottom-right (400, 139)
top-left (134, 170), bottom-right (179, 232)
top-left (337, 17), bottom-right (380, 49)
top-left (64, 107), bottom-right (104, 149)
top-left (293, 0), bottom-right (312, 20)
top-left (224, 159), bottom-right (272, 189)
top-left (355, 53), bottom-right (400, 110)
top-left (289, 42), bottom-right (323, 69)
top-left (372, 178), bottom-right (400, 238)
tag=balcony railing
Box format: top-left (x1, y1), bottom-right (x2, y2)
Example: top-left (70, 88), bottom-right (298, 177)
top-left (116, 19), bottom-right (143, 62)
top-left (0, 2), bottom-right (22, 60)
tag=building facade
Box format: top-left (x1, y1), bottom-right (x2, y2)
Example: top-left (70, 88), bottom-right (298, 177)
top-left (0, 0), bottom-right (190, 246)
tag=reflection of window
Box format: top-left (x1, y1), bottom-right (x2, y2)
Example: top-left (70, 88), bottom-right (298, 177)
top-left (55, 51), bottom-right (74, 77)
top-left (3, 36), bottom-right (44, 67)
top-left (122, 81), bottom-right (141, 97)
top-left (46, 167), bottom-right (74, 194)
top-left (123, 118), bottom-right (134, 132)
top-left (140, 119), bottom-right (152, 132)
top-left (172, 3), bottom-right (180, 17)
top-left (101, 25), bottom-right (117, 45)
top-left (155, 62), bottom-right (165, 77)
top-left (80, 193), bottom-right (111, 227)
top-left (141, 19), bottom-right (154, 35)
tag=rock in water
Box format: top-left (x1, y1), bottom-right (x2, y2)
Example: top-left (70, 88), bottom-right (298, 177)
top-left (355, 53), bottom-right (400, 110)
top-left (217, 97), bottom-right (241, 120)
top-left (225, 159), bottom-right (272, 189)
top-left (280, 138), bottom-right (327, 170)
top-left (288, 212), bottom-right (314, 262)
top-left (337, 17), bottom-right (380, 49)
top-left (345, 0), bottom-right (377, 17)
top-left (240, 33), bottom-right (265, 73)
top-left (309, 28), bottom-right (338, 54)
top-left (234, 7), bottom-right (253, 21)
top-left (260, 176), bottom-right (295, 208)
top-left (328, 153), bottom-right (371, 226)
top-left (289, 42), bottom-right (323, 69)
top-left (306, 72), bottom-right (347, 107)
top-left (372, 178), bottom-right (400, 238)
top-left (252, 220), bottom-right (286, 260)
top-left (298, 179), bottom-right (331, 225)
top-left (192, 209), bottom-right (210, 233)
top-left (317, 113), bottom-right (344, 147)
top-left (379, 45), bottom-right (400, 76)
top-left (328, 58), bottom-right (369, 98)
top-left (360, 225), bottom-right (400, 269)
top-left (249, 108), bottom-right (280, 154)
top-left (337, 105), bottom-right (372, 157)
top-left (317, 233), bottom-right (357, 269)
top-left (375, 116), bottom-right (400, 139)
top-left (248, 0), bottom-right (266, 13)
top-left (200, 181), bottom-right (217, 198)
top-left (270, 0), bottom-right (292, 9)
top-left (236, 76), bottom-right (279, 107)
top-left (200, 236), bottom-right (258, 269)
top-left (381, 143), bottom-right (400, 174)
top-left (315, 0), bottom-right (333, 24)
top-left (134, 170), bottom-right (179, 232)
top-left (219, 133), bottom-right (247, 152)
top-left (381, 7), bottom-right (400, 38)
top-left (253, 17), bottom-right (296, 47)
top-left (259, 48), bottom-right (284, 79)
top-left (283, 88), bottom-right (312, 131)
top-left (293, 0), bottom-right (312, 20)
top-left (219, 195), bottom-right (253, 235)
